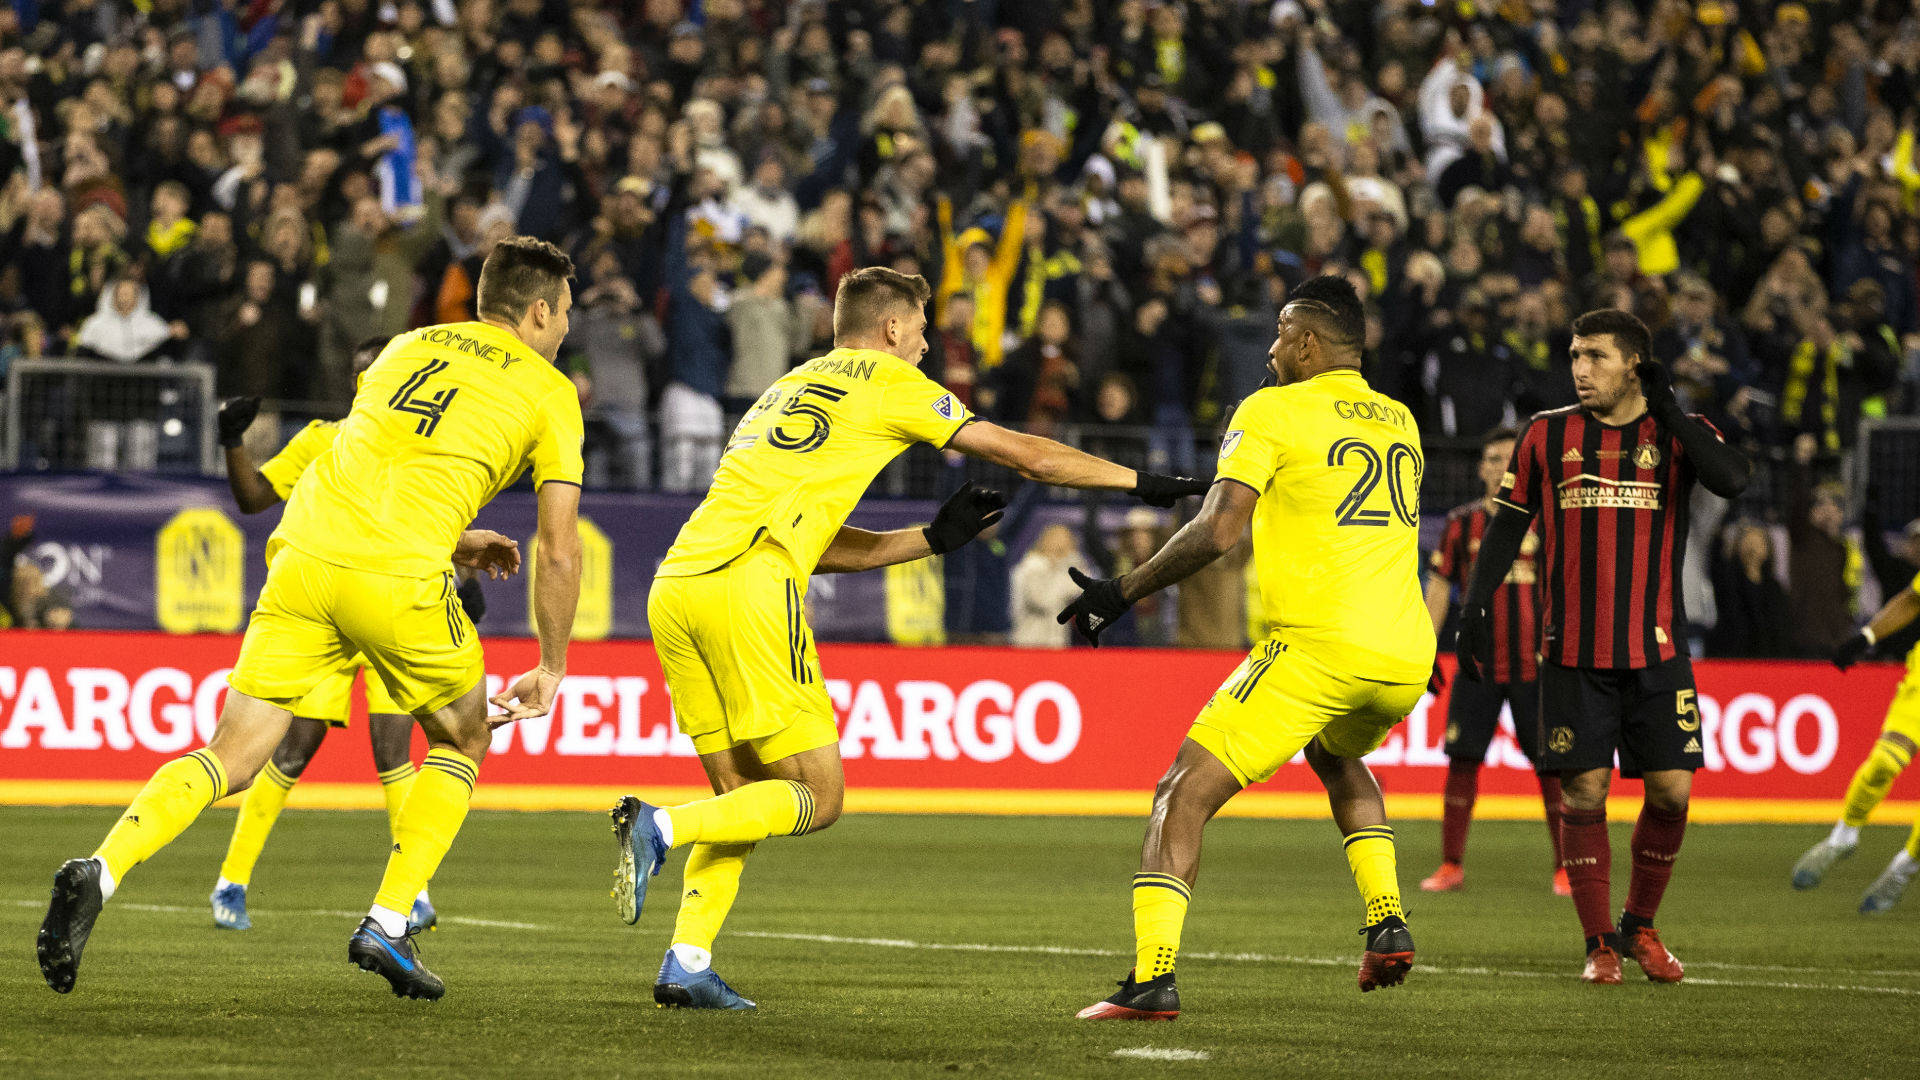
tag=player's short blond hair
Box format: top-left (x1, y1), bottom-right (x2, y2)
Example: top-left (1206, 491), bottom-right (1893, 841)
top-left (833, 267), bottom-right (931, 341)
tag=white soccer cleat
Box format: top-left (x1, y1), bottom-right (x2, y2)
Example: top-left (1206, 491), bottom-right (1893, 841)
top-left (1790, 838), bottom-right (1854, 891)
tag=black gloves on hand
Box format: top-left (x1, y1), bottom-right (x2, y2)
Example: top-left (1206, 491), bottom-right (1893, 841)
top-left (1454, 604), bottom-right (1493, 683)
top-left (1833, 630), bottom-right (1873, 672)
top-left (1634, 361), bottom-right (1681, 421)
top-left (1056, 567), bottom-right (1133, 647)
top-left (924, 481), bottom-right (1008, 555)
top-left (217, 396), bottom-right (260, 449)
top-left (457, 575), bottom-right (487, 623)
top-left (1131, 472), bottom-right (1210, 508)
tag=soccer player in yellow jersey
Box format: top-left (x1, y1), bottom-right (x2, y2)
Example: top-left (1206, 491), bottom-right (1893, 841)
top-left (37, 238), bottom-right (585, 1001)
top-left (611, 267), bottom-right (1207, 1009)
top-left (1061, 276), bottom-right (1437, 1020)
top-left (205, 337), bottom-right (491, 934)
top-left (1793, 568), bottom-right (1920, 914)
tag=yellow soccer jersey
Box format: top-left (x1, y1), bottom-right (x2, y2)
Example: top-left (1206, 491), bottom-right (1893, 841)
top-left (1214, 370), bottom-right (1435, 683)
top-left (657, 347), bottom-right (972, 578)
top-left (272, 321), bottom-right (584, 578)
top-left (259, 419), bottom-right (339, 500)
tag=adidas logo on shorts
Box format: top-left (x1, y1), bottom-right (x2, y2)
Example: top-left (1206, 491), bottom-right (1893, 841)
top-left (1683, 737), bottom-right (1702, 754)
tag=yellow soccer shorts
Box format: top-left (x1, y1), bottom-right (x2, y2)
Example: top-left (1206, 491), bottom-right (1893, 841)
top-left (1189, 638), bottom-right (1426, 787)
top-left (290, 661), bottom-right (404, 727)
top-left (1880, 660), bottom-right (1920, 744)
top-left (229, 547), bottom-right (483, 716)
top-left (647, 541), bottom-right (839, 764)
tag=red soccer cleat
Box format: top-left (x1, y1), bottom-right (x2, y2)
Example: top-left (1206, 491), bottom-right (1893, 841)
top-left (1623, 926), bottom-right (1684, 983)
top-left (1357, 915), bottom-right (1415, 992)
top-left (1420, 862), bottom-right (1466, 892)
top-left (1077, 970), bottom-right (1179, 1020)
top-left (1552, 868), bottom-right (1572, 897)
top-left (1581, 945), bottom-right (1624, 984)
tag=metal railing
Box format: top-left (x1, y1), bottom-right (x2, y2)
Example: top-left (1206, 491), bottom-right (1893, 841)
top-left (4, 358), bottom-right (218, 474)
top-left (1855, 417), bottom-right (1920, 527)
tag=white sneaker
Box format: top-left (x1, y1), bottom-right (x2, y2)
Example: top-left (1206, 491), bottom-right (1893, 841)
top-left (1790, 838), bottom-right (1855, 890)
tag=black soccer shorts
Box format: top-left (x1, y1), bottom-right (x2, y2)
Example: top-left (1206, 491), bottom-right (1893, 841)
top-left (1444, 678), bottom-right (1544, 769)
top-left (1536, 656), bottom-right (1705, 777)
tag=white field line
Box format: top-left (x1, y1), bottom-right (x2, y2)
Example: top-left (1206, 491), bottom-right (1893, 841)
top-left (10, 899), bottom-right (1918, 995)
top-left (1112, 1048), bottom-right (1210, 1061)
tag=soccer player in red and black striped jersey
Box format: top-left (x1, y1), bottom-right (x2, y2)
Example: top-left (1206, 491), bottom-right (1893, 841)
top-left (1420, 427), bottom-right (1568, 898)
top-left (1457, 309), bottom-right (1749, 985)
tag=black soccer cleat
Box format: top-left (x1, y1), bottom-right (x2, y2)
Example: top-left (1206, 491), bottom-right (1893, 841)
top-left (1357, 914), bottom-right (1415, 992)
top-left (348, 917), bottom-right (445, 1000)
top-left (1076, 969), bottom-right (1180, 1020)
top-left (37, 858), bottom-right (106, 994)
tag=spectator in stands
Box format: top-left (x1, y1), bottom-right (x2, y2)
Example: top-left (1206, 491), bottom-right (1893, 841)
top-left (574, 250), bottom-right (661, 492)
top-left (1710, 521), bottom-right (1792, 658)
top-left (1009, 523), bottom-right (1083, 649)
top-left (725, 251), bottom-right (798, 410)
top-left (74, 277), bottom-right (184, 364)
top-left (984, 299), bottom-right (1077, 437)
top-left (659, 212), bottom-right (729, 493)
top-left (212, 260), bottom-right (295, 400)
top-left (1786, 434), bottom-right (1860, 658)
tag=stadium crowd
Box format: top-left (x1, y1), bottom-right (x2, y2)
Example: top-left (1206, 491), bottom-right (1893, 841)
top-left (2, 0), bottom-right (1919, 654)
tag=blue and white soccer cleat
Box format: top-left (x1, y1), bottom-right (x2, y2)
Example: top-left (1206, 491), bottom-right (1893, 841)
top-left (1858, 857), bottom-right (1916, 915)
top-left (1791, 838), bottom-right (1854, 890)
top-left (655, 949), bottom-right (756, 1010)
top-left (210, 882), bottom-right (251, 930)
top-left (347, 917), bottom-right (445, 1000)
top-left (610, 796), bottom-right (669, 925)
top-left (408, 892), bottom-right (438, 933)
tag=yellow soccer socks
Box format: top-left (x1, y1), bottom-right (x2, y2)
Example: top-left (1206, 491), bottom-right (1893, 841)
top-left (217, 761), bottom-right (296, 887)
top-left (379, 762), bottom-right (418, 835)
top-left (370, 748), bottom-right (476, 922)
top-left (95, 748), bottom-right (230, 889)
top-left (1841, 739), bottom-right (1911, 830)
top-left (1131, 872), bottom-right (1191, 980)
top-left (1345, 825), bottom-right (1405, 924)
top-left (670, 842), bottom-right (756, 958)
top-left (664, 780), bottom-right (812, 847)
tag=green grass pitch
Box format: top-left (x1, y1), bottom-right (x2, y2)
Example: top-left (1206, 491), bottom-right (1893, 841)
top-left (2, 805), bottom-right (1915, 1078)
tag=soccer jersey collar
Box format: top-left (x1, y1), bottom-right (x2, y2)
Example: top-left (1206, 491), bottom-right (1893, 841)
top-left (459, 320), bottom-right (548, 366)
top-left (1302, 367), bottom-right (1365, 384)
top-left (824, 346), bottom-right (914, 372)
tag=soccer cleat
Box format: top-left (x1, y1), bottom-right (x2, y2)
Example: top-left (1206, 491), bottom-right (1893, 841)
top-left (348, 917), bottom-right (445, 1000)
top-left (37, 858), bottom-right (106, 994)
top-left (1076, 970), bottom-right (1180, 1020)
top-left (654, 950), bottom-right (756, 1010)
top-left (1581, 944), bottom-right (1624, 984)
top-left (1357, 914), bottom-right (1415, 992)
top-left (1552, 868), bottom-right (1573, 897)
top-left (610, 796), bottom-right (669, 926)
top-left (1790, 838), bottom-right (1855, 890)
top-left (211, 882), bottom-right (251, 930)
top-left (1419, 862), bottom-right (1465, 892)
top-left (409, 893), bottom-right (438, 933)
top-left (1858, 860), bottom-right (1916, 915)
top-left (1621, 925), bottom-right (1684, 982)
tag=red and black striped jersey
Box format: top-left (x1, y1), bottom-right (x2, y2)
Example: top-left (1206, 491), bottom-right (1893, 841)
top-left (1433, 501), bottom-right (1541, 683)
top-left (1495, 404), bottom-right (1719, 670)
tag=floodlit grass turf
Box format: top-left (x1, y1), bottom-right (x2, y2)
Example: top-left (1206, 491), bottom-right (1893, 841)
top-left (2, 805), bottom-right (1915, 1079)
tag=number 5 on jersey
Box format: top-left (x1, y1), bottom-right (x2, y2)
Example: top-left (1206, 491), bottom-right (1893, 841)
top-left (766, 382), bottom-right (848, 453)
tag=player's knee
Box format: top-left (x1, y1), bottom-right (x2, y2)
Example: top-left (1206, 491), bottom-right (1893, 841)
top-left (271, 748), bottom-right (314, 778)
top-left (1559, 770), bottom-right (1609, 810)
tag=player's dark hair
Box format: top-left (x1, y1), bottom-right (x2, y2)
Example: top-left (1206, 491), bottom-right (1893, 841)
top-left (1286, 274), bottom-right (1365, 349)
top-left (1480, 425), bottom-right (1519, 449)
top-left (476, 236), bottom-right (575, 324)
top-left (1570, 308), bottom-right (1651, 365)
top-left (833, 266), bottom-right (933, 341)
top-left (350, 335), bottom-right (391, 377)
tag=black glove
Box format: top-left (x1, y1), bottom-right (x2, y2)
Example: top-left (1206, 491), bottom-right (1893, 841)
top-left (457, 575), bottom-right (487, 623)
top-left (1056, 566), bottom-right (1132, 647)
top-left (1132, 472), bottom-right (1211, 508)
top-left (1833, 629), bottom-right (1873, 672)
top-left (1634, 361), bottom-right (1680, 421)
top-left (1427, 657), bottom-right (1448, 696)
top-left (217, 396), bottom-right (260, 448)
top-left (923, 481), bottom-right (1008, 555)
top-left (1454, 604), bottom-right (1492, 683)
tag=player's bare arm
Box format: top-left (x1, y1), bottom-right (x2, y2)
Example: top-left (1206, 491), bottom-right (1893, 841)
top-left (1834, 585), bottom-right (1920, 671)
top-left (454, 529), bottom-right (522, 580)
top-left (217, 397), bottom-right (280, 513)
top-left (946, 421), bottom-right (1207, 506)
top-left (492, 481), bottom-right (580, 721)
top-left (814, 482), bottom-right (1006, 574)
top-left (1056, 479), bottom-right (1258, 645)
